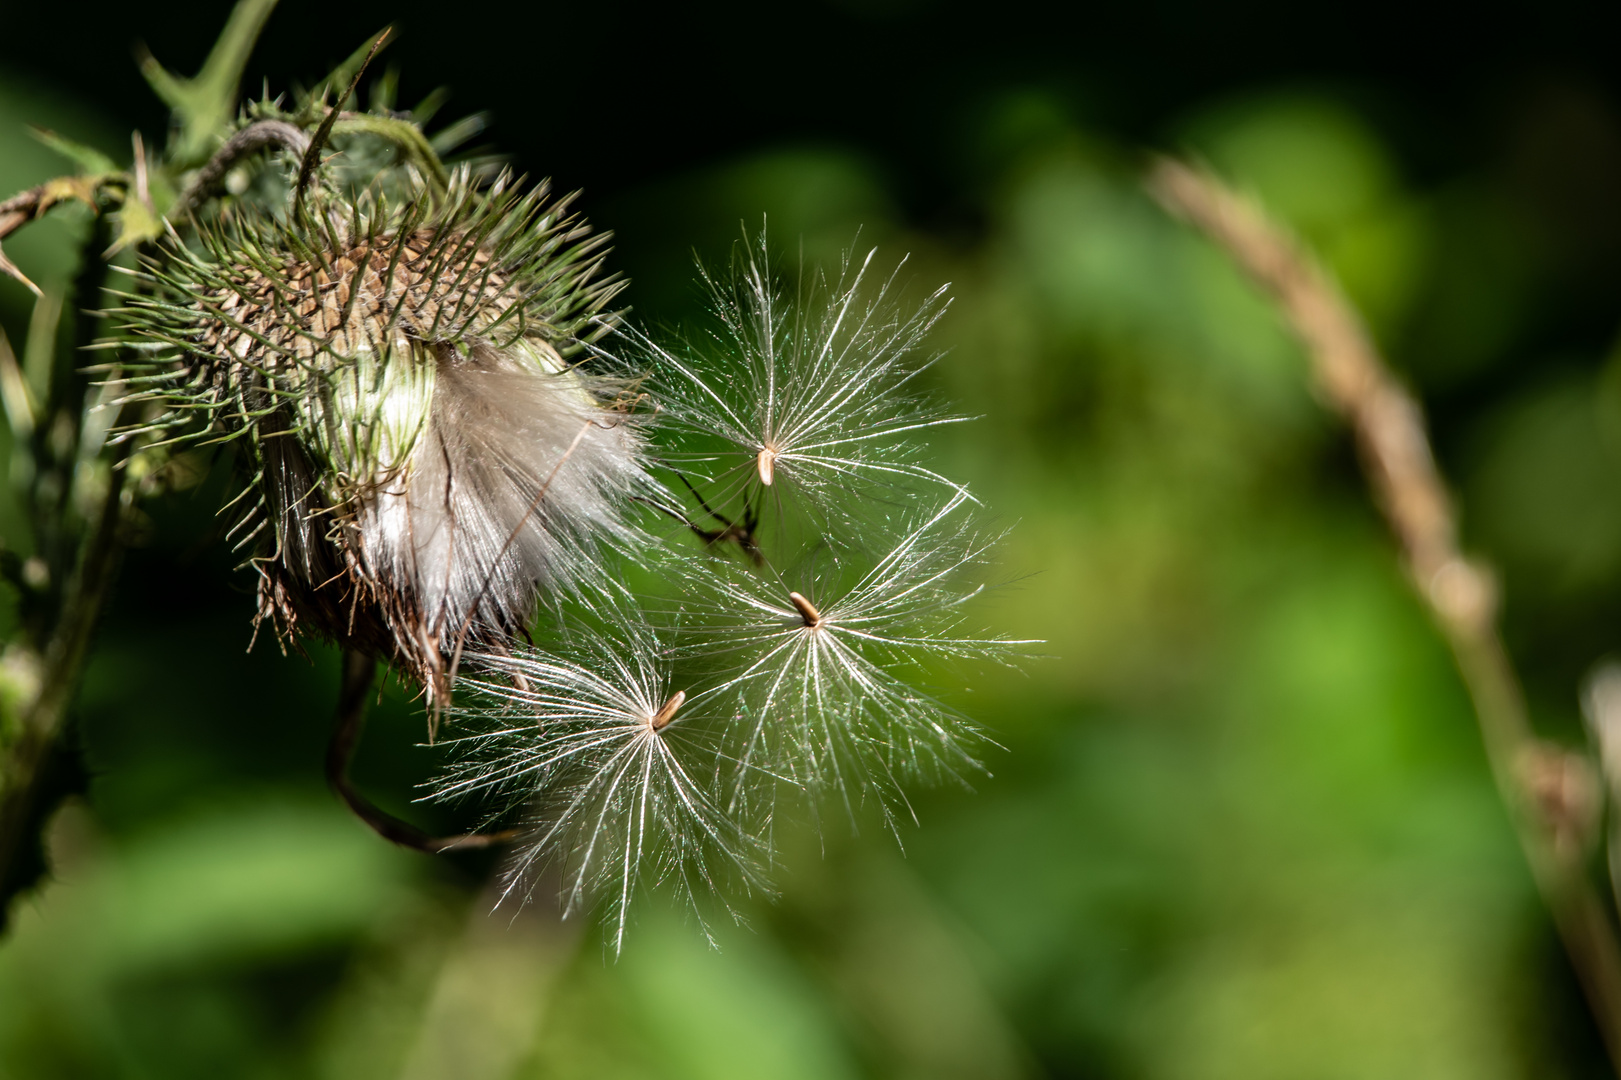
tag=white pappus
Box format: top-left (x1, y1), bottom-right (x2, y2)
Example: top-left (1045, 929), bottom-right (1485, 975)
top-left (434, 627), bottom-right (771, 950)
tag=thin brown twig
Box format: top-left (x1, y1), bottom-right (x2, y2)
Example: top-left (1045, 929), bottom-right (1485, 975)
top-left (327, 650), bottom-right (519, 855)
top-left (292, 28), bottom-right (389, 222)
top-left (170, 118), bottom-right (311, 221)
top-left (0, 187), bottom-right (52, 297)
top-left (1148, 156), bottom-right (1621, 1072)
top-left (0, 175), bottom-right (126, 297)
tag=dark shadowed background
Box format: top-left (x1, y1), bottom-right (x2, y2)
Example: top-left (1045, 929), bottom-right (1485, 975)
top-left (2, 1), bottom-right (1621, 1076)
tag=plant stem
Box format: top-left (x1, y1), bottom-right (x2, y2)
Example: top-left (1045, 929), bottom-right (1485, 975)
top-left (0, 211), bottom-right (127, 919)
top-left (0, 453), bottom-right (127, 897)
top-left (328, 650), bottom-right (518, 855)
top-left (1149, 157), bottom-right (1621, 1073)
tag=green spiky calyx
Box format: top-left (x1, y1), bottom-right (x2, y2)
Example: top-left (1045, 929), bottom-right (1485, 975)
top-left (123, 167), bottom-right (620, 438)
top-left (115, 164), bottom-right (628, 676)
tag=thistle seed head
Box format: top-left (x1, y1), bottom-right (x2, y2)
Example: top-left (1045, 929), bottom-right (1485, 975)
top-left (120, 171), bottom-right (648, 702)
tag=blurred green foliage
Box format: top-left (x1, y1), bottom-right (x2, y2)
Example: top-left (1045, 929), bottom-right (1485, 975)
top-left (0, 56), bottom-right (1618, 1080)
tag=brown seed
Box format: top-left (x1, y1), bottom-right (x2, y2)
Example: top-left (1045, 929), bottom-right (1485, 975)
top-left (788, 591), bottom-right (821, 627)
top-left (651, 690), bottom-right (686, 731)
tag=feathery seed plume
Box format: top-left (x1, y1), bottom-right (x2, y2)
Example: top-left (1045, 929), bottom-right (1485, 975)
top-left (625, 231), bottom-right (969, 557)
top-left (435, 630), bottom-right (770, 950)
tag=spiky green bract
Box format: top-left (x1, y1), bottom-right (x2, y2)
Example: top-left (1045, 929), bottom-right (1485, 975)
top-left (688, 489), bottom-right (1019, 836)
top-left (118, 165), bottom-right (621, 455)
top-left (434, 629), bottom-right (770, 952)
top-left (219, 97), bottom-right (460, 215)
top-left (619, 231), bottom-right (967, 549)
top-left (111, 165), bottom-right (644, 700)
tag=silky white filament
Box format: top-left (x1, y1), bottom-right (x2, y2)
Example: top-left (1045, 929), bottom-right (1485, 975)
top-left (622, 231), bottom-right (972, 535)
top-left (436, 630), bottom-right (769, 950)
top-left (675, 489), bottom-right (1026, 834)
top-left (424, 245), bottom-right (1029, 942)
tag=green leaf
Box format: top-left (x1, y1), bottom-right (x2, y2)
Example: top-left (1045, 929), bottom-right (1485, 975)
top-left (26, 128), bottom-right (117, 177)
top-left (21, 289), bottom-right (60, 411)
top-left (368, 65), bottom-right (400, 114)
top-left (331, 115), bottom-right (448, 192)
top-left (36, 175), bottom-right (105, 212)
top-left (0, 324), bottom-right (36, 438)
top-left (108, 197), bottom-right (164, 256)
top-left (428, 113), bottom-right (488, 157)
top-left (138, 0), bottom-right (280, 165)
top-left (409, 87), bottom-right (449, 127)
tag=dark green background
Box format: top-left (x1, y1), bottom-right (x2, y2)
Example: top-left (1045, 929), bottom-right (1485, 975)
top-left (2, 2), bottom-right (1621, 1076)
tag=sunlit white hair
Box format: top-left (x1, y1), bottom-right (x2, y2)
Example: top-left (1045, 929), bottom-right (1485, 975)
top-left (691, 489), bottom-right (1022, 834)
top-left (435, 625), bottom-right (770, 950)
top-left (614, 231), bottom-right (968, 544)
top-left (334, 338), bottom-right (651, 680)
top-left (420, 234), bottom-right (1027, 945)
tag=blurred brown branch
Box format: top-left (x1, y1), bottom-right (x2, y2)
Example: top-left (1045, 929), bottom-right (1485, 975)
top-left (0, 175), bottom-right (124, 296)
top-left (1148, 156), bottom-right (1621, 1072)
top-left (0, 186), bottom-right (55, 296)
top-left (327, 651), bottom-right (520, 856)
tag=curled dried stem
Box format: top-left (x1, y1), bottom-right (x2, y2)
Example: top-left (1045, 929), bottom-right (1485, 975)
top-left (293, 28), bottom-right (388, 221)
top-left (0, 183), bottom-right (94, 296)
top-left (328, 650), bottom-right (519, 854)
top-left (171, 119), bottom-right (312, 220)
top-left (1148, 156), bottom-right (1621, 1069)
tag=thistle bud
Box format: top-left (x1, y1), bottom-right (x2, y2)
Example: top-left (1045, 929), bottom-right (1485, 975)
top-left (121, 170), bottom-right (648, 702)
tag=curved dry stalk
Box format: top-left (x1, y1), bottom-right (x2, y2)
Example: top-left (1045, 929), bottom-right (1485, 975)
top-left (170, 119), bottom-right (311, 220)
top-left (0, 180), bottom-right (112, 296)
top-left (327, 650), bottom-right (519, 854)
top-left (1148, 157), bottom-right (1621, 1071)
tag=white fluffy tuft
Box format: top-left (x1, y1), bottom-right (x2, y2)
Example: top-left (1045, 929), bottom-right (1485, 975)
top-left (356, 337), bottom-right (650, 681)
